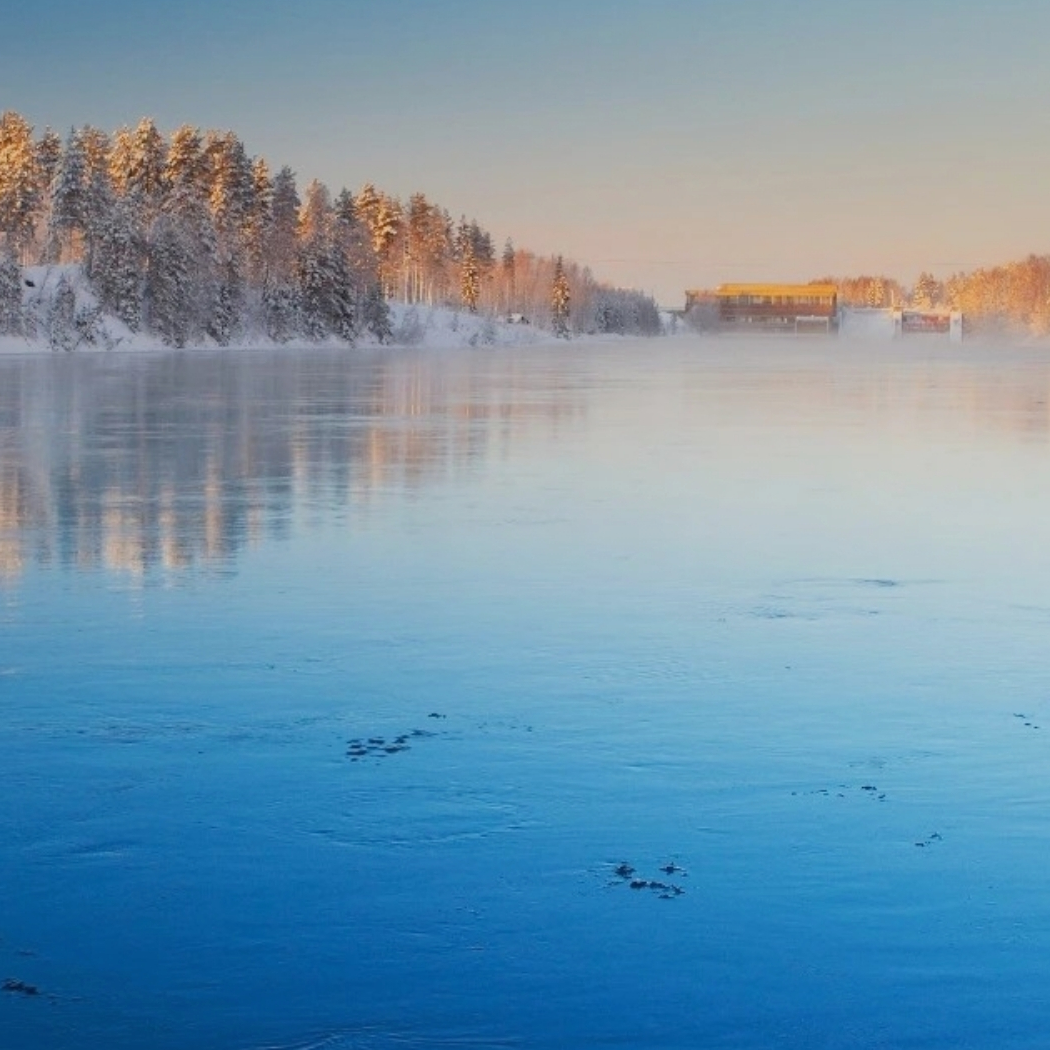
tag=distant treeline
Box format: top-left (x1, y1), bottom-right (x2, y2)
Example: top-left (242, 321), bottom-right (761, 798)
top-left (811, 275), bottom-right (906, 310)
top-left (0, 110), bottom-right (660, 345)
top-left (818, 257), bottom-right (1050, 335)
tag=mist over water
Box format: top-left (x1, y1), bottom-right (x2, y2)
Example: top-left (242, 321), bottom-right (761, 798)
top-left (3, 337), bottom-right (1050, 1049)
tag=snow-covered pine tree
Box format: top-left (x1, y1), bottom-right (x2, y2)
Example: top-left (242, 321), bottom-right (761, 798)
top-left (127, 118), bottom-right (167, 204)
top-left (471, 221), bottom-right (494, 309)
top-left (294, 180), bottom-right (355, 343)
top-left (268, 166), bottom-right (300, 286)
top-left (206, 131), bottom-right (254, 250)
top-left (354, 183), bottom-right (381, 245)
top-left (469, 221), bottom-right (494, 272)
top-left (299, 179), bottom-right (331, 244)
top-left (82, 169), bottom-right (113, 277)
top-left (296, 180), bottom-right (330, 340)
top-left (80, 126), bottom-right (111, 186)
top-left (355, 184), bottom-right (401, 296)
top-left (164, 125), bottom-right (205, 196)
top-left (452, 216), bottom-right (469, 268)
top-left (108, 126), bottom-right (134, 197)
top-left (79, 127), bottom-right (113, 242)
top-left (334, 188), bottom-right (376, 313)
top-left (90, 194), bottom-right (144, 331)
top-left (47, 273), bottom-right (77, 350)
top-left (35, 128), bottom-right (62, 193)
top-left (258, 168), bottom-right (302, 342)
top-left (209, 259), bottom-right (242, 346)
top-left (246, 158), bottom-right (273, 286)
top-left (0, 251), bottom-right (23, 334)
top-left (633, 292), bottom-right (662, 335)
top-left (212, 250), bottom-right (244, 342)
top-left (24, 126), bottom-right (61, 262)
top-left (0, 112), bottom-right (42, 259)
top-left (145, 211), bottom-right (192, 346)
top-left (48, 128), bottom-right (88, 262)
top-left (198, 132), bottom-right (254, 338)
top-left (361, 282), bottom-right (391, 343)
top-left (327, 246), bottom-right (356, 341)
top-left (263, 283), bottom-right (300, 343)
top-left (333, 187), bottom-right (356, 230)
top-left (158, 185), bottom-right (220, 342)
top-left (373, 196), bottom-right (402, 298)
top-left (593, 292), bottom-right (621, 334)
top-left (35, 128), bottom-right (62, 254)
top-left (551, 255), bottom-right (571, 337)
top-left (296, 241), bottom-right (330, 341)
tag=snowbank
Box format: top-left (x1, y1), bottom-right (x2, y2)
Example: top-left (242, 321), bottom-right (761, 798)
top-left (385, 302), bottom-right (550, 351)
top-left (0, 265), bottom-right (559, 355)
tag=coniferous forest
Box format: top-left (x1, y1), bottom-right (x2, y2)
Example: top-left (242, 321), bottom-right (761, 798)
top-left (0, 111), bottom-right (662, 348)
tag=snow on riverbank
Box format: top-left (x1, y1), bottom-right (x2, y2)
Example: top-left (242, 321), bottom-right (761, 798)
top-left (0, 265), bottom-right (557, 355)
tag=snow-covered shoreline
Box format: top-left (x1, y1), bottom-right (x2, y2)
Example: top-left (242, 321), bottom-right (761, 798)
top-left (0, 264), bottom-right (578, 356)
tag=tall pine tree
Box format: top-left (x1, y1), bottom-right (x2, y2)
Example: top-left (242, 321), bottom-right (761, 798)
top-left (48, 128), bottom-right (88, 262)
top-left (551, 255), bottom-right (571, 337)
top-left (0, 112), bottom-right (41, 258)
top-left (460, 241), bottom-right (480, 313)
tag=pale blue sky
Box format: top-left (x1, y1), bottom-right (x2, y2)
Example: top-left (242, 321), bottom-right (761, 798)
top-left (3, 0), bottom-right (1049, 304)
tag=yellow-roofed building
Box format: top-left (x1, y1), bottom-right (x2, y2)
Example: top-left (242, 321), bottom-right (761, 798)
top-left (685, 283), bottom-right (839, 332)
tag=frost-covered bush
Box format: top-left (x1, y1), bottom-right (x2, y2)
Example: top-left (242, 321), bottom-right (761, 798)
top-left (0, 252), bottom-right (23, 335)
top-left (684, 301), bottom-right (720, 333)
top-left (264, 284), bottom-right (300, 343)
top-left (590, 289), bottom-right (662, 336)
top-left (362, 284), bottom-right (391, 344)
top-left (47, 274), bottom-right (77, 350)
top-left (74, 303), bottom-right (109, 348)
top-left (393, 305), bottom-right (425, 346)
top-left (468, 314), bottom-right (497, 347)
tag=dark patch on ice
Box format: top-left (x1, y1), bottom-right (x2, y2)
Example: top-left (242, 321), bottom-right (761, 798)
top-left (793, 783), bottom-right (886, 801)
top-left (3, 978), bottom-right (39, 996)
top-left (786, 576), bottom-right (942, 591)
top-left (1013, 713), bottom-right (1040, 730)
top-left (475, 717), bottom-right (533, 734)
top-left (611, 861), bottom-right (686, 899)
top-left (346, 728), bottom-right (436, 761)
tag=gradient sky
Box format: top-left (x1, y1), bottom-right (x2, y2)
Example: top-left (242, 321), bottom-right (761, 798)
top-left (3, 0), bottom-right (1050, 304)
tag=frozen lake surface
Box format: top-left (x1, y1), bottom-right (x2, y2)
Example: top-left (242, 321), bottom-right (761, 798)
top-left (3, 336), bottom-right (1050, 1049)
